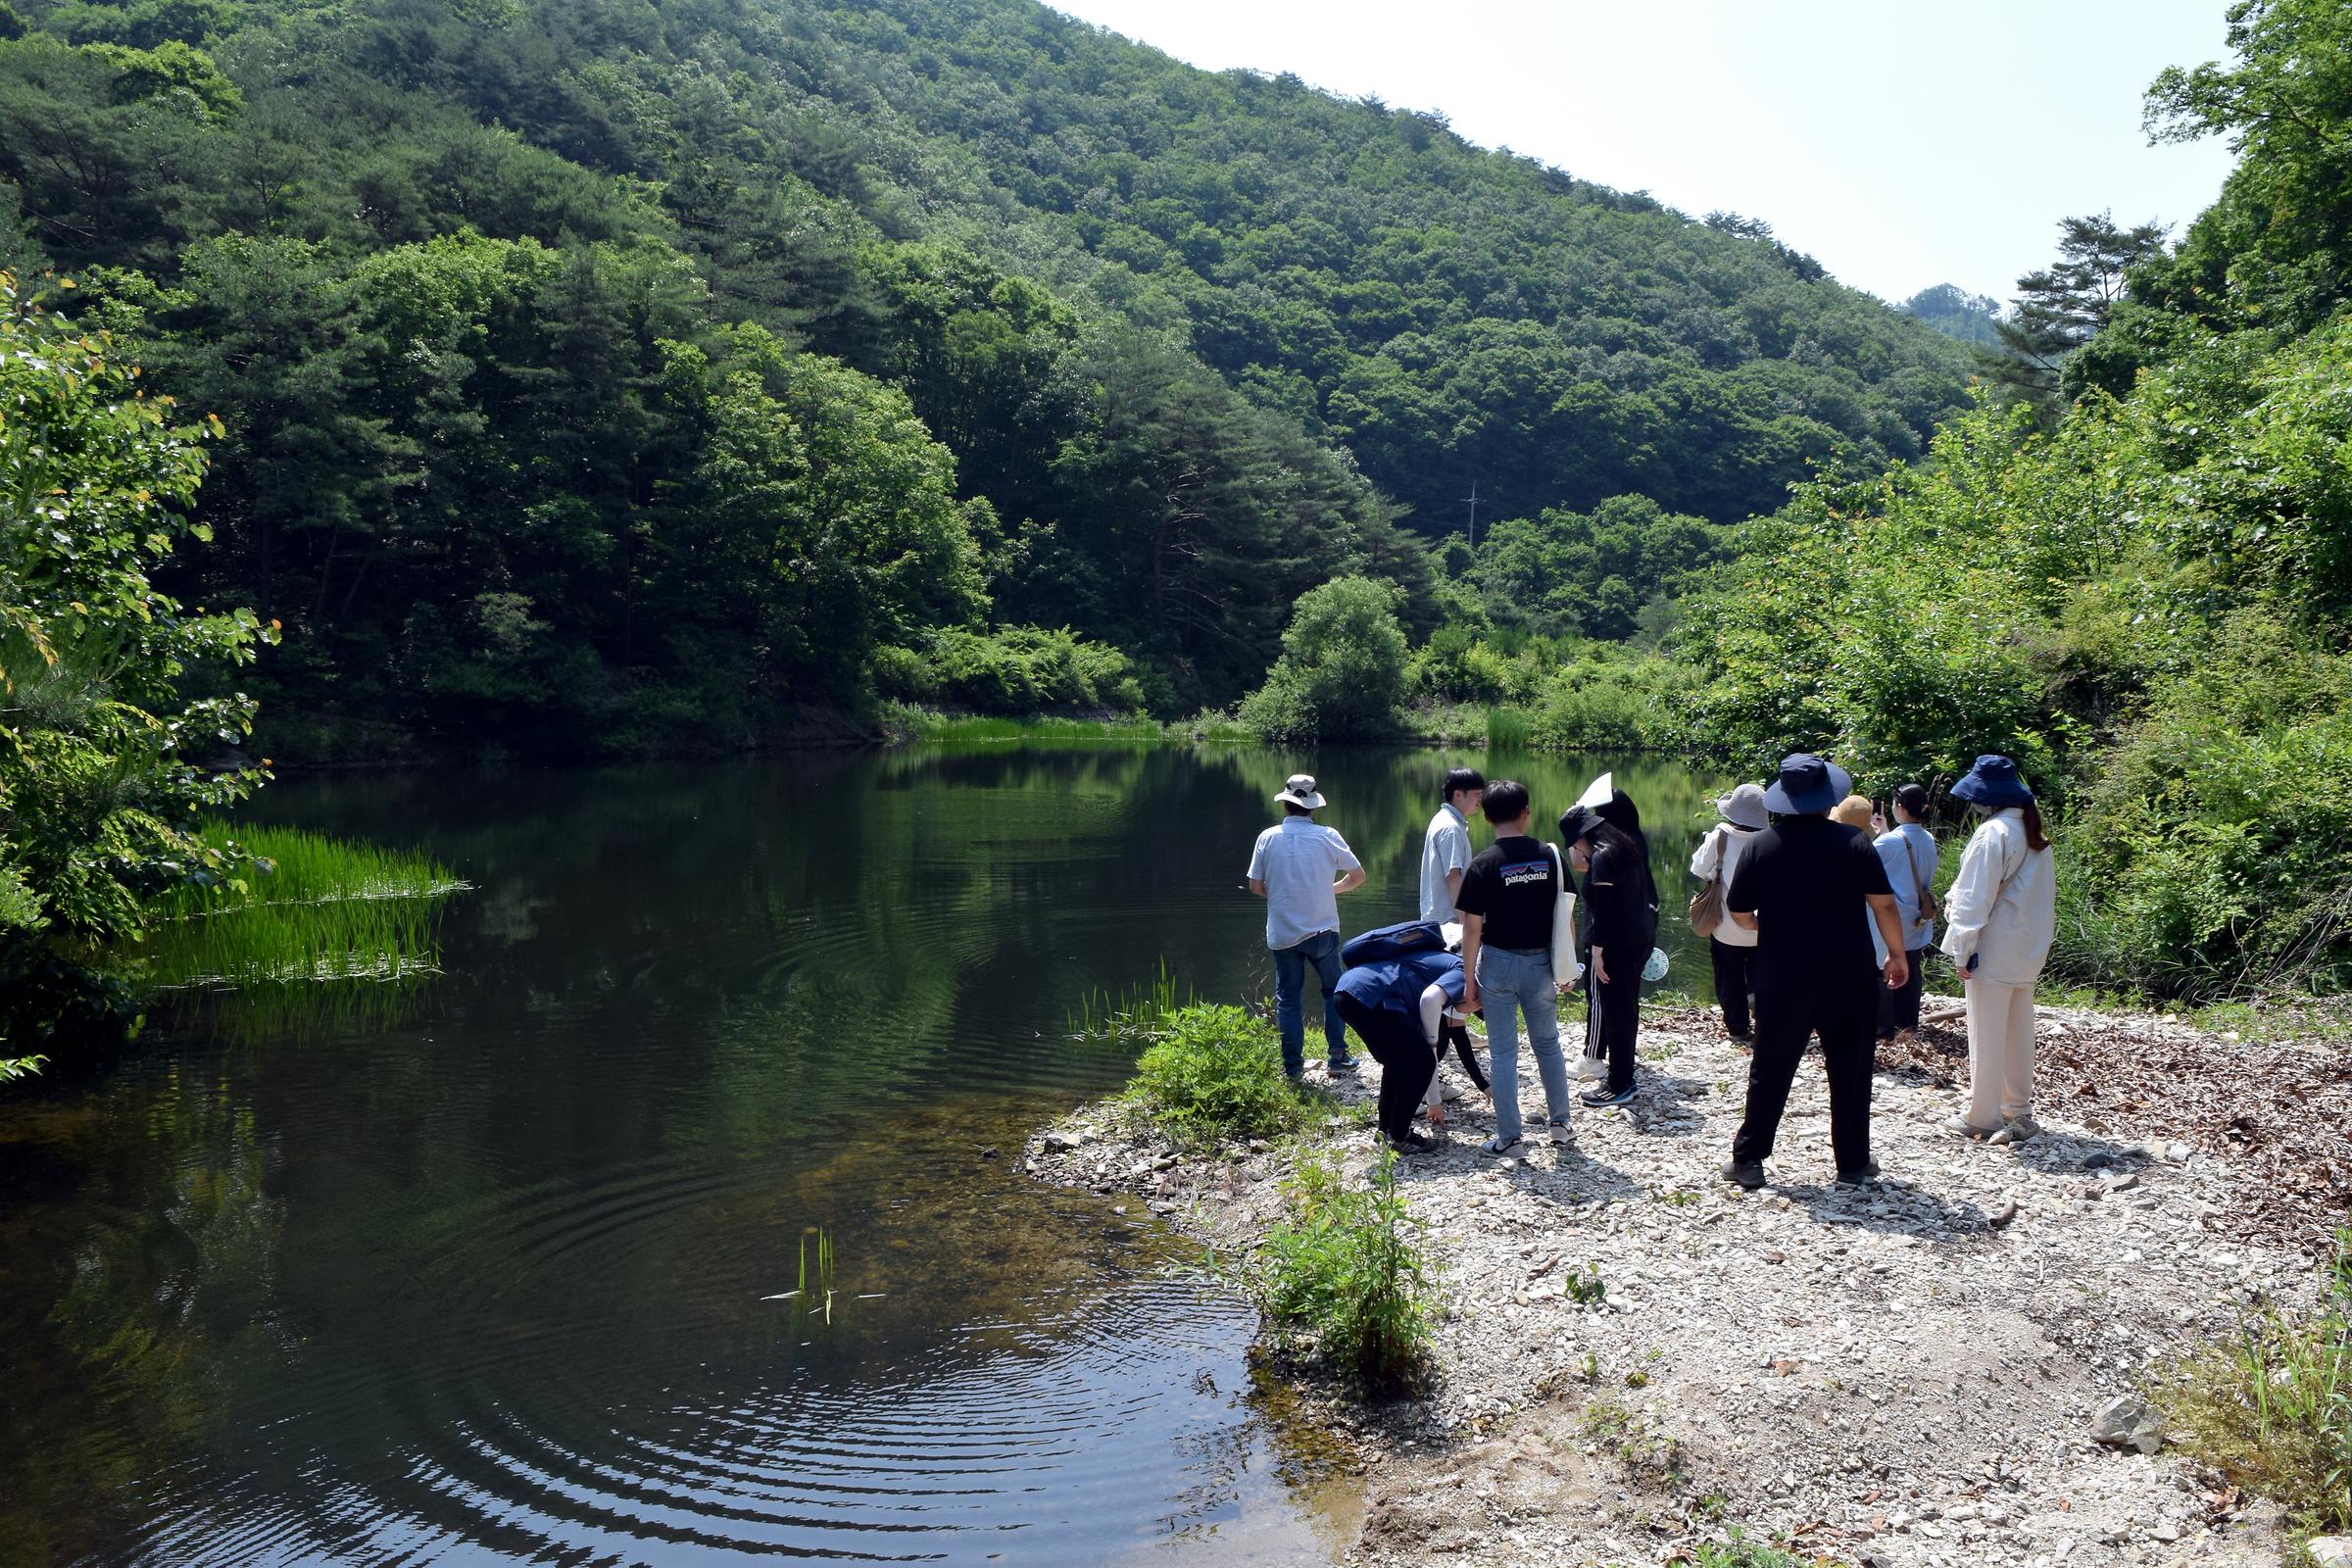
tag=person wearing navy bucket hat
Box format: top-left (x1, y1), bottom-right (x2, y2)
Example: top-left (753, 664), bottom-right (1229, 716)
top-left (1941, 755), bottom-right (2057, 1147)
top-left (1718, 754), bottom-right (1911, 1189)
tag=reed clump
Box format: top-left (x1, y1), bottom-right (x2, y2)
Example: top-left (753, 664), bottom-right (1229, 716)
top-left (143, 824), bottom-right (466, 992)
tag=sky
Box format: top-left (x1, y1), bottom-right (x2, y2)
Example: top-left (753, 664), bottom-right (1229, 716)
top-left (1041, 0), bottom-right (2242, 307)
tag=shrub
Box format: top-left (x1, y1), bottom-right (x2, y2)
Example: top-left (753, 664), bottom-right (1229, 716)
top-left (2155, 1227), bottom-right (2352, 1536)
top-left (1238, 576), bottom-right (1408, 742)
top-left (1247, 1147), bottom-right (1434, 1395)
top-left (1122, 1003), bottom-right (1304, 1146)
top-left (885, 625), bottom-right (1145, 715)
top-left (2055, 622), bottom-right (2352, 1001)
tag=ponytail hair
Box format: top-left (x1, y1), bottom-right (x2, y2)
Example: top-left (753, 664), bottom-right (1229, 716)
top-left (2022, 800), bottom-right (2051, 853)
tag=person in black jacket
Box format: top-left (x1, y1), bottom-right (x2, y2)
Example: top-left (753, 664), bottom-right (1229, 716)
top-left (1559, 788), bottom-right (1659, 1108)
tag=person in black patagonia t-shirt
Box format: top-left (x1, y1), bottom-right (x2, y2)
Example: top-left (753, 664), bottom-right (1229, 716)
top-left (1721, 754), bottom-right (1910, 1190)
top-left (1454, 779), bottom-right (1572, 1154)
top-left (1558, 780), bottom-right (1659, 1109)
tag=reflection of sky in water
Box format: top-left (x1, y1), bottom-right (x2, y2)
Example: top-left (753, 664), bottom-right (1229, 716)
top-left (0, 748), bottom-right (1712, 1564)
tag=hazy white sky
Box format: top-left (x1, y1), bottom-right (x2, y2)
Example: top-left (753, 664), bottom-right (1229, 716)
top-left (1044, 0), bottom-right (2241, 306)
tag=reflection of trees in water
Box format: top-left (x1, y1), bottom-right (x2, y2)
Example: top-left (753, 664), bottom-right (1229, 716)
top-left (0, 1067), bottom-right (288, 1563)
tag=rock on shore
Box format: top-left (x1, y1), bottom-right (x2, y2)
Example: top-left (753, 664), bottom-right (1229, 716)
top-left (1027, 1006), bottom-right (2325, 1567)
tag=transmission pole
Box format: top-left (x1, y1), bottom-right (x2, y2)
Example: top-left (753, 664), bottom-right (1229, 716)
top-left (1464, 482), bottom-right (1481, 550)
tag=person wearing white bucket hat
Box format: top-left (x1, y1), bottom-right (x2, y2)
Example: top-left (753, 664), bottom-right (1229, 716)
top-left (1247, 773), bottom-right (1366, 1080)
top-left (1690, 781), bottom-right (1768, 1043)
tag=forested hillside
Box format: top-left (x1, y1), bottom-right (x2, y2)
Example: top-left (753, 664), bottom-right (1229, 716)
top-left (0, 0), bottom-right (1972, 754)
top-left (1665, 0), bottom-right (2352, 1004)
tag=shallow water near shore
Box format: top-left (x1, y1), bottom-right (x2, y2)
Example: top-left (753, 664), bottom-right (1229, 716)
top-left (0, 745), bottom-right (1722, 1564)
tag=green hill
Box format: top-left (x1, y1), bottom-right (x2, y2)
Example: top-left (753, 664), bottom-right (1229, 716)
top-left (0, 0), bottom-right (1974, 749)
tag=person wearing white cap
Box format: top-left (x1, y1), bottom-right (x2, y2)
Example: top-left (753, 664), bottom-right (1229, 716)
top-left (1690, 782), bottom-right (1768, 1043)
top-left (1246, 773), bottom-right (1366, 1080)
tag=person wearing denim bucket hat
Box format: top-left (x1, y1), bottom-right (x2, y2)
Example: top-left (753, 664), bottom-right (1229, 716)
top-left (1719, 755), bottom-right (1910, 1190)
top-left (1941, 756), bottom-right (2057, 1147)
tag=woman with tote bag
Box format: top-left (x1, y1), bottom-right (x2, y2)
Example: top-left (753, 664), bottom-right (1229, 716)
top-left (1940, 757), bottom-right (2056, 1147)
top-left (1560, 775), bottom-right (1659, 1110)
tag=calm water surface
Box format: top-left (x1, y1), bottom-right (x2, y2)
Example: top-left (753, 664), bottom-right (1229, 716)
top-left (0, 746), bottom-right (1724, 1565)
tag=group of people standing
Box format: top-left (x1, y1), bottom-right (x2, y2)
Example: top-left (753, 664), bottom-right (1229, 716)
top-left (1243, 750), bottom-right (2058, 1186)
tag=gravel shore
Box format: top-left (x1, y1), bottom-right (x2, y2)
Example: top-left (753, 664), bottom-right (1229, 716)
top-left (1025, 1004), bottom-right (2340, 1567)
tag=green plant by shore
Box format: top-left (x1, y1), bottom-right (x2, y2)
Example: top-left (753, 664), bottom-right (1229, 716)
top-left (2156, 1226), bottom-right (2352, 1538)
top-left (1122, 1004), bottom-right (1307, 1148)
top-left (1243, 1146), bottom-right (1434, 1396)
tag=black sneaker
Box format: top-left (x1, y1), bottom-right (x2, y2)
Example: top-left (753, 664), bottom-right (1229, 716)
top-left (1836, 1160), bottom-right (1882, 1186)
top-left (1580, 1085), bottom-right (1636, 1109)
top-left (1390, 1130), bottom-right (1439, 1153)
top-left (1326, 1057), bottom-right (1357, 1075)
top-left (1721, 1158), bottom-right (1766, 1190)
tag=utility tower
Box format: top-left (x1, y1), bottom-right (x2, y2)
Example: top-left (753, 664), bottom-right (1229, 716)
top-left (1464, 482), bottom-right (1481, 551)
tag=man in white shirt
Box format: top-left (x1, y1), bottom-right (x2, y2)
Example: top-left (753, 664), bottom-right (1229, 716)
top-left (1417, 766), bottom-right (1486, 1106)
top-left (1419, 767), bottom-right (1484, 924)
top-left (1247, 774), bottom-right (1366, 1080)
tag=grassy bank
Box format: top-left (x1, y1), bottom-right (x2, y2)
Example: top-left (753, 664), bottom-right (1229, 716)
top-left (879, 701), bottom-right (1676, 755)
top-left (878, 705), bottom-right (1254, 746)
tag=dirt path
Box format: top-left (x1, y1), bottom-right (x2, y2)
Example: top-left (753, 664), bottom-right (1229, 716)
top-left (1028, 1004), bottom-right (2339, 1567)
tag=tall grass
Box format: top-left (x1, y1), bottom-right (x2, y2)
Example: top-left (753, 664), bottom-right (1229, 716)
top-left (1244, 1146), bottom-right (1434, 1396)
top-left (2157, 1226), bottom-right (2352, 1536)
top-left (1484, 706), bottom-right (1534, 751)
top-left (1068, 960), bottom-right (1194, 1045)
top-left (143, 824), bottom-right (465, 992)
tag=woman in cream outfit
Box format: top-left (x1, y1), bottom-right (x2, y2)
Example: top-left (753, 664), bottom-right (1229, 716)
top-left (1939, 756), bottom-right (2056, 1146)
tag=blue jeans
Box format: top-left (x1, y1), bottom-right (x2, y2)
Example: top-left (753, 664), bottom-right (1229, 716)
top-left (1478, 945), bottom-right (1568, 1141)
top-left (1272, 929), bottom-right (1348, 1076)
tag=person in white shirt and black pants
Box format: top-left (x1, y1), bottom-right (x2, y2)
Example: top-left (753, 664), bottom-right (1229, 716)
top-left (1940, 756), bottom-right (2057, 1147)
top-left (1690, 782), bottom-right (1768, 1042)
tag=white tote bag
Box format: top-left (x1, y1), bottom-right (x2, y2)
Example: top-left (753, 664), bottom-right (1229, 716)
top-left (1546, 843), bottom-right (1583, 986)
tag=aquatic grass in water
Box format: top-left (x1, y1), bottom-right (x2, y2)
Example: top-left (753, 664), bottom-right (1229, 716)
top-left (154, 823), bottom-right (465, 914)
top-left (765, 1229), bottom-right (843, 1332)
top-left (1067, 960), bottom-right (1194, 1046)
top-left (143, 824), bottom-right (466, 993)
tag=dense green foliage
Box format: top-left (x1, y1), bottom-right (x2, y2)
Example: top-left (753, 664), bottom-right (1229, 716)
top-left (1670, 0), bottom-right (2352, 1003)
top-left (0, 0), bottom-right (1971, 752)
top-left (0, 272), bottom-right (274, 1045)
top-left (1245, 1147), bottom-right (1433, 1396)
top-left (1121, 1002), bottom-right (1305, 1148)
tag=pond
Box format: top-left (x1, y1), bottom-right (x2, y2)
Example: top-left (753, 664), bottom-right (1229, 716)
top-left (0, 746), bottom-right (1730, 1565)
